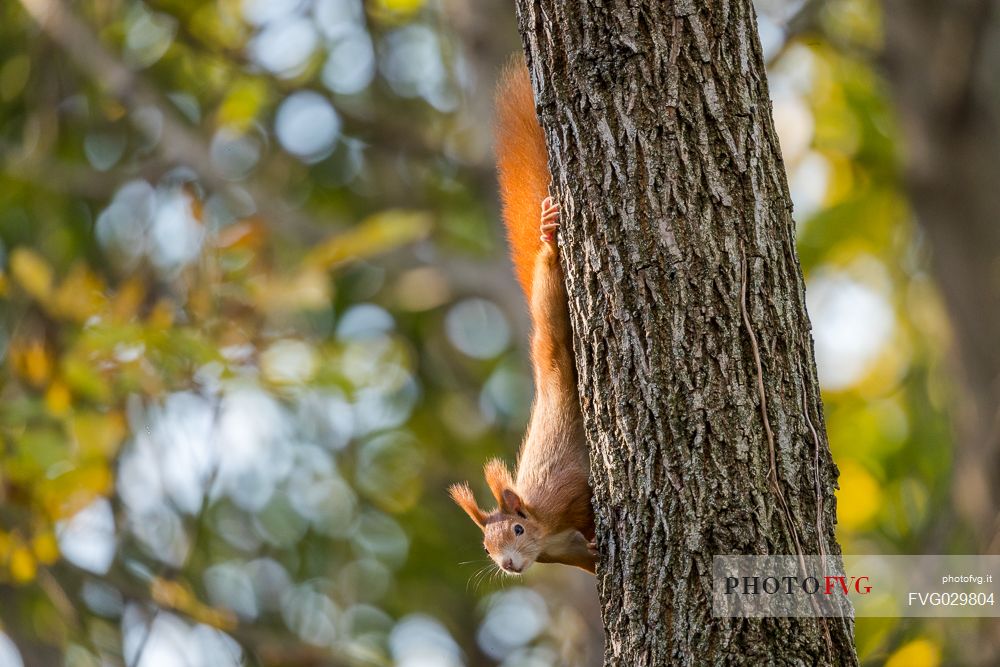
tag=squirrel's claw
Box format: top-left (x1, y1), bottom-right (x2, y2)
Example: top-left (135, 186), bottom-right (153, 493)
top-left (540, 197), bottom-right (561, 244)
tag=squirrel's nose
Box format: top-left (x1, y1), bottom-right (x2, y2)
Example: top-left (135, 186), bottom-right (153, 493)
top-left (502, 558), bottom-right (522, 573)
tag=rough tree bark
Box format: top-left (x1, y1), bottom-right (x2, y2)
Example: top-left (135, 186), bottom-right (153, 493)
top-left (881, 0), bottom-right (1000, 549)
top-left (512, 1), bottom-right (858, 664)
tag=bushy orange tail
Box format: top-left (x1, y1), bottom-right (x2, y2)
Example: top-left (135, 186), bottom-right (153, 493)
top-left (495, 57), bottom-right (550, 300)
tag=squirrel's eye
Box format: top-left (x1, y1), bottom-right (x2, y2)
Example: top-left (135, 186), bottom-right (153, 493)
top-left (513, 524), bottom-right (524, 536)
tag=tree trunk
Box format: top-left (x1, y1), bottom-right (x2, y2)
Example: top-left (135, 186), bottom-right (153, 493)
top-left (881, 0), bottom-right (1000, 548)
top-left (513, 1), bottom-right (858, 664)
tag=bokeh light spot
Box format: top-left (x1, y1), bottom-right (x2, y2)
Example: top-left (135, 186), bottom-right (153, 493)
top-left (275, 91), bottom-right (341, 161)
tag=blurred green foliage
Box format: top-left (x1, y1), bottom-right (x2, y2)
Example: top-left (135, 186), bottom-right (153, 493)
top-left (0, 0), bottom-right (979, 665)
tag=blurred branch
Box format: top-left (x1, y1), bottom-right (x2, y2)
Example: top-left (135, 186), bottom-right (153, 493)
top-left (37, 567), bottom-right (80, 630)
top-left (1, 142), bottom-right (172, 199)
top-left (16, 0), bottom-right (323, 236)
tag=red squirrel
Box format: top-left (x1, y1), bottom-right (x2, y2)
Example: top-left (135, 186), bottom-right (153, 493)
top-left (449, 59), bottom-right (596, 575)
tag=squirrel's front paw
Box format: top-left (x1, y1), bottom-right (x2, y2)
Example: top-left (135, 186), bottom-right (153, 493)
top-left (540, 196), bottom-right (560, 245)
top-left (588, 541), bottom-right (598, 557)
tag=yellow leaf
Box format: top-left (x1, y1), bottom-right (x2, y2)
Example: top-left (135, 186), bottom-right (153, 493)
top-left (102, 99), bottom-right (127, 122)
top-left (190, 3), bottom-right (246, 50)
top-left (10, 247), bottom-right (53, 302)
top-left (218, 79), bottom-right (269, 130)
top-left (12, 338), bottom-right (52, 386)
top-left (9, 544), bottom-right (36, 583)
top-left (44, 380), bottom-right (72, 416)
top-left (25, 340), bottom-right (52, 385)
top-left (193, 607), bottom-right (238, 630)
top-left (62, 355), bottom-right (112, 403)
top-left (305, 210), bottom-right (432, 270)
top-left (51, 263), bottom-right (106, 322)
top-left (885, 639), bottom-right (941, 667)
top-left (37, 463), bottom-right (113, 520)
top-left (371, 0), bottom-right (425, 20)
top-left (152, 576), bottom-right (237, 630)
top-left (216, 218), bottom-right (267, 251)
top-left (111, 277), bottom-right (146, 323)
top-left (189, 285), bottom-right (212, 320)
top-left (152, 577), bottom-right (195, 609)
top-left (75, 462), bottom-right (114, 497)
top-left (148, 298), bottom-right (176, 329)
top-left (71, 411), bottom-right (127, 458)
top-left (250, 268), bottom-right (330, 315)
top-left (836, 461), bottom-right (881, 530)
top-left (31, 532), bottom-right (59, 565)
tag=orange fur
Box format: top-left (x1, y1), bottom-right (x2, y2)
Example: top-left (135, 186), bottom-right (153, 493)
top-left (495, 56), bottom-right (550, 300)
top-left (448, 483), bottom-right (486, 529)
top-left (484, 458), bottom-right (518, 510)
top-left (449, 58), bottom-right (596, 576)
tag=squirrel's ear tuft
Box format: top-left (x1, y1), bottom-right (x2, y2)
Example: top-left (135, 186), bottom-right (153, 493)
top-left (484, 458), bottom-right (516, 507)
top-left (501, 489), bottom-right (524, 515)
top-left (449, 482), bottom-right (487, 530)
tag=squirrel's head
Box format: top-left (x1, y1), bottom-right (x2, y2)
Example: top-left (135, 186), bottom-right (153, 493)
top-left (449, 459), bottom-right (543, 575)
